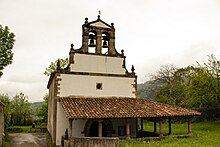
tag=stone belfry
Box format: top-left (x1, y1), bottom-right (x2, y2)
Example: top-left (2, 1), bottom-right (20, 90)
top-left (71, 15), bottom-right (119, 56)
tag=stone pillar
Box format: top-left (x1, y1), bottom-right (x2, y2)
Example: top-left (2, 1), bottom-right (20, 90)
top-left (188, 118), bottom-right (192, 136)
top-left (140, 118), bottom-right (143, 131)
top-left (82, 28), bottom-right (89, 53)
top-left (96, 31), bottom-right (102, 54)
top-left (98, 120), bottom-right (102, 137)
top-left (126, 121), bottom-right (130, 139)
top-left (108, 31), bottom-right (116, 55)
top-left (168, 117), bottom-right (172, 135)
top-left (159, 119), bottom-right (163, 137)
top-left (153, 118), bottom-right (157, 133)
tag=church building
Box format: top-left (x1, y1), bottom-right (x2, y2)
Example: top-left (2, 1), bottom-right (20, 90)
top-left (47, 15), bottom-right (200, 146)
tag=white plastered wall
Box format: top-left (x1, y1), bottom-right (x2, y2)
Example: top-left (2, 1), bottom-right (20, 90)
top-left (59, 74), bottom-right (136, 98)
top-left (47, 78), bottom-right (55, 141)
top-left (70, 54), bottom-right (126, 75)
top-left (56, 102), bottom-right (69, 146)
top-left (72, 119), bottom-right (87, 137)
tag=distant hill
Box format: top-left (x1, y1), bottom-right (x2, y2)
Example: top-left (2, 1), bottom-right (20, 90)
top-left (31, 101), bottom-right (44, 115)
top-left (137, 80), bottom-right (163, 99)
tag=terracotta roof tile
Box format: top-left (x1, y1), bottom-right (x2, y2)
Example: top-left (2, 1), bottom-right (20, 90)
top-left (59, 97), bottom-right (201, 119)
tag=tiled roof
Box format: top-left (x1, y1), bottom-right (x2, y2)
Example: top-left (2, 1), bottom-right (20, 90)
top-left (59, 97), bottom-right (201, 119)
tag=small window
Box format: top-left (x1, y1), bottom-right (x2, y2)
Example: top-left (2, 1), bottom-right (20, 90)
top-left (96, 83), bottom-right (103, 90)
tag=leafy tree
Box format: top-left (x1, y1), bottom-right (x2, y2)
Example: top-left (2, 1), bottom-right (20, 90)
top-left (151, 64), bottom-right (185, 105)
top-left (37, 94), bottom-right (48, 123)
top-left (0, 25), bottom-right (15, 77)
top-left (11, 93), bottom-right (32, 125)
top-left (151, 55), bottom-right (220, 109)
top-left (44, 57), bottom-right (69, 76)
top-left (203, 54), bottom-right (220, 101)
top-left (0, 94), bottom-right (11, 127)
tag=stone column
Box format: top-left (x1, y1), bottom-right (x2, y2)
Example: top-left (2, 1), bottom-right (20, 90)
top-left (126, 121), bottom-right (130, 139)
top-left (159, 119), bottom-right (163, 137)
top-left (168, 117), bottom-right (172, 135)
top-left (188, 117), bottom-right (192, 136)
top-left (96, 31), bottom-right (102, 54)
top-left (98, 120), bottom-right (102, 137)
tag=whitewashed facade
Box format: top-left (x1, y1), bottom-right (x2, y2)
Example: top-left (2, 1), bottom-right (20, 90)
top-left (47, 16), bottom-right (137, 146)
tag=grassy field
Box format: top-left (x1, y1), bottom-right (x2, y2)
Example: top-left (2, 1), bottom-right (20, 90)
top-left (119, 121), bottom-right (220, 147)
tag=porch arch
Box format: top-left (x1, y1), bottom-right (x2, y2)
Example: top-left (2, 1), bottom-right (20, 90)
top-left (84, 119), bottom-right (113, 137)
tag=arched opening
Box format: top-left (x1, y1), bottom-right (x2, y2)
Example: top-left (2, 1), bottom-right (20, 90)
top-left (102, 33), bottom-right (109, 54)
top-left (88, 31), bottom-right (96, 53)
top-left (84, 119), bottom-right (113, 137)
top-left (89, 121), bottom-right (108, 137)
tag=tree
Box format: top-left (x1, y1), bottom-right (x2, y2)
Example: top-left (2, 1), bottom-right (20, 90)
top-left (44, 57), bottom-right (69, 76)
top-left (0, 94), bottom-right (11, 127)
top-left (151, 64), bottom-right (184, 105)
top-left (0, 25), bottom-right (15, 77)
top-left (11, 93), bottom-right (32, 125)
top-left (37, 94), bottom-right (48, 123)
top-left (203, 54), bottom-right (220, 101)
top-left (185, 67), bottom-right (218, 108)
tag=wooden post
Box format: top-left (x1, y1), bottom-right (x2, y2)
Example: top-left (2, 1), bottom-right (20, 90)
top-left (98, 120), bottom-right (102, 137)
top-left (168, 117), bottom-right (172, 135)
top-left (141, 118), bottom-right (143, 131)
top-left (159, 119), bottom-right (163, 137)
top-left (136, 118), bottom-right (138, 137)
top-left (188, 117), bottom-right (192, 136)
top-left (126, 121), bottom-right (131, 139)
top-left (153, 118), bottom-right (157, 133)
top-left (69, 119), bottom-right (73, 138)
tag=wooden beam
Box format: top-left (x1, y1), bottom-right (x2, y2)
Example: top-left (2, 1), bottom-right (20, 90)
top-left (153, 118), bottom-right (157, 133)
top-left (188, 117), bottom-right (192, 136)
top-left (69, 119), bottom-right (73, 138)
top-left (141, 118), bottom-right (143, 131)
top-left (159, 119), bottom-right (163, 137)
top-left (168, 117), bottom-right (172, 135)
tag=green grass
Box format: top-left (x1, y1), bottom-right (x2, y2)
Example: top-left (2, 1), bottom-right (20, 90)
top-left (119, 121), bottom-right (220, 147)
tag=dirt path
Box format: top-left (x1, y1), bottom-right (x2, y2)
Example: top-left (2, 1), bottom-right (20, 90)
top-left (9, 133), bottom-right (48, 147)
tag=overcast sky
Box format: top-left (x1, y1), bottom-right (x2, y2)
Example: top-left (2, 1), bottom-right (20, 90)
top-left (1, 0), bottom-right (220, 102)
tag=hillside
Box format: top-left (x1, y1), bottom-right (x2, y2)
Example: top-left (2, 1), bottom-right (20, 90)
top-left (137, 80), bottom-right (162, 99)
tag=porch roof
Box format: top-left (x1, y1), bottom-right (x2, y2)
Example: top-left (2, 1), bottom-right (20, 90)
top-left (59, 97), bottom-right (200, 119)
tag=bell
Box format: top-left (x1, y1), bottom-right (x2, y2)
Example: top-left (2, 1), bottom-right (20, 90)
top-left (89, 39), bottom-right (96, 47)
top-left (102, 40), bottom-right (108, 48)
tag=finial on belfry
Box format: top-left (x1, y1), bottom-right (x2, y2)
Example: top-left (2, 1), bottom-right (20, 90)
top-left (71, 44), bottom-right (74, 49)
top-left (121, 49), bottom-right (124, 57)
top-left (70, 44), bottom-right (74, 51)
top-left (85, 17), bottom-right (88, 24)
top-left (131, 65), bottom-right (135, 75)
top-left (98, 11), bottom-right (101, 20)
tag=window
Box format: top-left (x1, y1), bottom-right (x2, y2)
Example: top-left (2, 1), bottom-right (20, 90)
top-left (96, 83), bottom-right (103, 90)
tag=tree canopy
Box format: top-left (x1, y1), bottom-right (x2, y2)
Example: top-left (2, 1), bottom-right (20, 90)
top-left (0, 25), bottom-right (15, 77)
top-left (11, 93), bottom-right (32, 125)
top-left (150, 55), bottom-right (220, 109)
top-left (44, 57), bottom-right (69, 76)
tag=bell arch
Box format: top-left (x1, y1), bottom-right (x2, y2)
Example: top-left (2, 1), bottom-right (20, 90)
top-left (88, 31), bottom-right (97, 53)
top-left (101, 32), bottom-right (109, 54)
